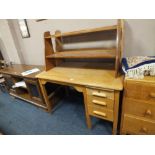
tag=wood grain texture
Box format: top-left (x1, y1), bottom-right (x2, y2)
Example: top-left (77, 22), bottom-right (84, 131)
top-left (124, 98), bottom-right (155, 120)
top-left (38, 79), bottom-right (53, 112)
top-left (36, 62), bottom-right (124, 91)
top-left (86, 88), bottom-right (114, 100)
top-left (46, 49), bottom-right (116, 59)
top-left (44, 19), bottom-right (124, 77)
top-left (0, 64), bottom-right (46, 109)
top-left (44, 31), bottom-right (56, 71)
top-left (10, 89), bottom-right (47, 109)
top-left (88, 105), bottom-right (113, 121)
top-left (121, 77), bottom-right (155, 135)
top-left (112, 91), bottom-right (120, 135)
top-left (125, 80), bottom-right (155, 102)
top-left (115, 19), bottom-right (124, 77)
top-left (40, 20), bottom-right (124, 133)
top-left (87, 95), bottom-right (114, 110)
top-left (38, 69), bottom-right (122, 134)
top-left (45, 25), bottom-right (117, 38)
top-left (122, 114), bottom-right (155, 135)
top-left (0, 64), bottom-right (44, 79)
top-left (82, 87), bottom-right (92, 129)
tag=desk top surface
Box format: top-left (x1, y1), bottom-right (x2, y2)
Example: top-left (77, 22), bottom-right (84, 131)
top-left (37, 62), bottom-right (124, 91)
top-left (0, 64), bottom-right (44, 79)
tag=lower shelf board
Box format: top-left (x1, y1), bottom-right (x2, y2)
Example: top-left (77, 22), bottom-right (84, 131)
top-left (10, 92), bottom-right (47, 109)
top-left (46, 49), bottom-right (116, 59)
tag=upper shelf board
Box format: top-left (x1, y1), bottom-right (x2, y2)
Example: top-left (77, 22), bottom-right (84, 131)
top-left (45, 25), bottom-right (117, 39)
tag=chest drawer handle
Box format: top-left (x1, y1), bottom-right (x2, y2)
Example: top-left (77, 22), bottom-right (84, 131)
top-left (145, 109), bottom-right (152, 116)
top-left (92, 92), bottom-right (107, 98)
top-left (92, 100), bottom-right (107, 106)
top-left (93, 111), bottom-right (107, 117)
top-left (140, 127), bottom-right (148, 133)
top-left (149, 93), bottom-right (155, 98)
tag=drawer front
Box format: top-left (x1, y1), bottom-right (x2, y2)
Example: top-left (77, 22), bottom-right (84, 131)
top-left (124, 98), bottom-right (155, 121)
top-left (87, 95), bottom-right (114, 110)
top-left (88, 105), bottom-right (113, 121)
top-left (125, 81), bottom-right (155, 102)
top-left (122, 114), bottom-right (155, 135)
top-left (86, 88), bottom-right (114, 100)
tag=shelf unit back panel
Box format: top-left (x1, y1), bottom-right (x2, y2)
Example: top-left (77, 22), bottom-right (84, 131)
top-left (61, 30), bottom-right (117, 43)
top-left (54, 29), bottom-right (117, 53)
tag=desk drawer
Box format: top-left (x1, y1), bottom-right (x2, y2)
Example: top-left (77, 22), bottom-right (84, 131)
top-left (124, 98), bottom-right (155, 121)
top-left (87, 95), bottom-right (114, 110)
top-left (86, 88), bottom-right (114, 100)
top-left (125, 81), bottom-right (155, 102)
top-left (122, 114), bottom-right (155, 135)
top-left (88, 106), bottom-right (113, 121)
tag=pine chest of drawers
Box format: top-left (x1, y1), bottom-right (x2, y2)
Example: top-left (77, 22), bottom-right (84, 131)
top-left (120, 77), bottom-right (155, 135)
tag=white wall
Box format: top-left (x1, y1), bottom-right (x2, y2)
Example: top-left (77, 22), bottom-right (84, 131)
top-left (11, 19), bottom-right (117, 65)
top-left (125, 19), bottom-right (155, 56)
top-left (0, 19), bottom-right (21, 64)
top-left (1, 19), bottom-right (155, 65)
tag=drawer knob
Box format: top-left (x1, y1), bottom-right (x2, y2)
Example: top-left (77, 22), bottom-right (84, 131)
top-left (141, 127), bottom-right (148, 133)
top-left (93, 111), bottom-right (107, 117)
top-left (92, 92), bottom-right (107, 98)
top-left (149, 93), bottom-right (155, 98)
top-left (145, 109), bottom-right (152, 116)
top-left (92, 100), bottom-right (107, 106)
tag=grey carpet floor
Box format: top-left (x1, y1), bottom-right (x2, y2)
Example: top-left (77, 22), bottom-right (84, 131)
top-left (0, 92), bottom-right (112, 135)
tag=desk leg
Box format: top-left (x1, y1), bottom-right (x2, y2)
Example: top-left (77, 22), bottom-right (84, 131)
top-left (74, 86), bottom-right (92, 129)
top-left (38, 79), bottom-right (52, 112)
top-left (120, 93), bottom-right (127, 135)
top-left (112, 91), bottom-right (120, 135)
top-left (83, 88), bottom-right (92, 129)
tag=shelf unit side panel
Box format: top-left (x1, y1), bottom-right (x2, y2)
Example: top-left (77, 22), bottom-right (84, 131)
top-left (44, 31), bottom-right (56, 71)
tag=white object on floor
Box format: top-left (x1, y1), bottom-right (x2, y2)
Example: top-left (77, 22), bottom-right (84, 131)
top-left (21, 68), bottom-right (40, 76)
top-left (0, 78), bottom-right (5, 83)
top-left (12, 81), bottom-right (27, 88)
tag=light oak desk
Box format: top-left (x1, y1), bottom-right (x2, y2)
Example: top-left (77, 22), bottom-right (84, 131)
top-left (38, 20), bottom-right (124, 134)
top-left (37, 62), bottom-right (123, 134)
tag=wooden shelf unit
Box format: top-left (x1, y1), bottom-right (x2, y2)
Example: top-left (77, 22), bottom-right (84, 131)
top-left (44, 19), bottom-right (124, 77)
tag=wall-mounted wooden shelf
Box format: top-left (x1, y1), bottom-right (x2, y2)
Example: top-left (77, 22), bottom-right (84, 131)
top-left (44, 19), bottom-right (124, 77)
